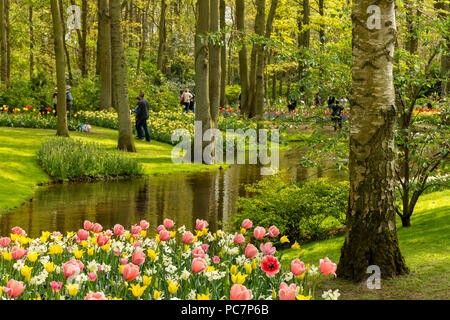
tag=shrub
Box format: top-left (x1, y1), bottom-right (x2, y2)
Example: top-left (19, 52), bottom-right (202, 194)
top-left (233, 174), bottom-right (349, 243)
top-left (225, 85), bottom-right (241, 104)
top-left (37, 137), bottom-right (143, 181)
top-left (0, 111), bottom-right (80, 131)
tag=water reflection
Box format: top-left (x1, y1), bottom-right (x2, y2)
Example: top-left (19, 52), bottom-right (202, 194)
top-left (0, 147), bottom-right (347, 237)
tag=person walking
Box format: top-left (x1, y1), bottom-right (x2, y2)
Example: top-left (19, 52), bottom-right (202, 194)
top-left (189, 92), bottom-right (196, 113)
top-left (315, 91), bottom-right (322, 106)
top-left (52, 87), bottom-right (58, 116)
top-left (66, 86), bottom-right (73, 121)
top-left (331, 100), bottom-right (344, 131)
top-left (181, 88), bottom-right (193, 113)
top-left (133, 92), bottom-right (151, 142)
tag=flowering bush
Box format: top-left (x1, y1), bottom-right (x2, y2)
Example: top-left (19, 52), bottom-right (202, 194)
top-left (0, 219), bottom-right (339, 300)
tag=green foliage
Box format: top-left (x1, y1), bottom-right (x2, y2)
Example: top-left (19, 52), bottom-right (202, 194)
top-left (70, 77), bottom-right (101, 113)
top-left (0, 78), bottom-right (53, 111)
top-left (36, 137), bottom-right (143, 181)
top-left (225, 85), bottom-right (241, 104)
top-left (0, 112), bottom-right (80, 131)
top-left (233, 174), bottom-right (349, 242)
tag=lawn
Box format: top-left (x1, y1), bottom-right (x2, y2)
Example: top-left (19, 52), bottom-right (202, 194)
top-left (280, 190), bottom-right (450, 299)
top-left (0, 126), bottom-right (223, 212)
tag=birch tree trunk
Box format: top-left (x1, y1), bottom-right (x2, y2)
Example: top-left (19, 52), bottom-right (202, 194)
top-left (50, 0), bottom-right (70, 137)
top-left (110, 0), bottom-right (136, 152)
top-left (337, 0), bottom-right (409, 281)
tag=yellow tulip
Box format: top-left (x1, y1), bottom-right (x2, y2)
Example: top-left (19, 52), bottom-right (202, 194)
top-left (87, 247), bottom-right (94, 256)
top-left (26, 252), bottom-right (38, 263)
top-left (101, 243), bottom-right (111, 251)
top-left (297, 295), bottom-right (312, 300)
top-left (196, 290), bottom-right (210, 300)
top-left (73, 249), bottom-right (83, 259)
top-left (280, 235), bottom-right (290, 244)
top-left (81, 241), bottom-right (89, 248)
top-left (240, 228), bottom-right (247, 234)
top-left (147, 249), bottom-right (157, 261)
top-left (170, 231), bottom-right (176, 238)
top-left (140, 230), bottom-right (147, 238)
top-left (231, 272), bottom-right (248, 285)
top-left (230, 265), bottom-right (238, 275)
top-left (119, 265), bottom-right (124, 274)
top-left (143, 276), bottom-right (152, 286)
top-left (44, 262), bottom-right (54, 273)
top-left (291, 241), bottom-right (301, 250)
top-left (21, 265), bottom-right (33, 282)
top-left (48, 244), bottom-right (63, 255)
top-left (167, 281), bottom-right (180, 295)
top-left (245, 263), bottom-right (252, 275)
top-left (153, 290), bottom-right (162, 300)
top-left (66, 284), bottom-right (79, 296)
top-left (129, 284), bottom-right (148, 298)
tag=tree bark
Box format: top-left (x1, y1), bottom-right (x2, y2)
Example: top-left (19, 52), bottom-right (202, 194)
top-left (59, 0), bottom-right (73, 83)
top-left (157, 0), bottom-right (167, 74)
top-left (0, 0), bottom-right (7, 87)
top-left (5, 0), bottom-right (9, 85)
top-left (29, 5), bottom-right (34, 79)
top-left (253, 0), bottom-right (265, 121)
top-left (235, 0), bottom-right (249, 114)
top-left (435, 0), bottom-right (449, 97)
top-left (98, 0), bottom-right (112, 110)
top-left (50, 0), bottom-right (70, 137)
top-left (194, 0), bottom-right (213, 163)
top-left (297, 0), bottom-right (310, 89)
top-left (110, 0), bottom-right (136, 152)
top-left (137, 1), bottom-right (150, 74)
top-left (219, 0), bottom-right (227, 107)
top-left (209, 0), bottom-right (221, 124)
top-left (337, 0), bottom-right (409, 281)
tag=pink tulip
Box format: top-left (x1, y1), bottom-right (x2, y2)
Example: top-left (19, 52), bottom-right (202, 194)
top-left (0, 237), bottom-right (11, 248)
top-left (244, 244), bottom-right (258, 259)
top-left (88, 273), bottom-right (98, 281)
top-left (113, 224), bottom-right (125, 236)
top-left (213, 256), bottom-right (221, 264)
top-left (260, 242), bottom-right (276, 255)
top-left (85, 292), bottom-right (107, 300)
top-left (268, 226), bottom-right (280, 237)
top-left (253, 227), bottom-right (266, 240)
top-left (105, 230), bottom-right (113, 237)
top-left (234, 233), bottom-right (245, 245)
top-left (11, 246), bottom-right (25, 260)
top-left (96, 234), bottom-right (109, 247)
top-left (120, 258), bottom-right (128, 265)
top-left (83, 220), bottom-right (93, 231)
top-left (53, 231), bottom-right (62, 237)
top-left (140, 220), bottom-right (150, 230)
top-left (156, 225), bottom-right (166, 233)
top-left (3, 279), bottom-right (25, 298)
top-left (201, 244), bottom-right (210, 252)
top-left (123, 263), bottom-right (140, 281)
top-left (195, 219), bottom-right (209, 231)
top-left (132, 248), bottom-right (146, 266)
top-left (131, 225), bottom-right (142, 235)
top-left (192, 247), bottom-right (206, 259)
top-left (230, 284), bottom-right (252, 300)
top-left (77, 229), bottom-right (89, 241)
top-left (319, 257), bottom-right (337, 276)
top-left (163, 219), bottom-right (174, 229)
top-left (133, 242), bottom-right (141, 248)
top-left (92, 223), bottom-right (103, 234)
top-left (291, 259), bottom-right (306, 276)
top-left (183, 231), bottom-right (195, 244)
top-left (11, 226), bottom-right (26, 237)
top-left (191, 258), bottom-right (207, 273)
top-left (50, 281), bottom-right (63, 292)
top-left (113, 250), bottom-right (121, 256)
top-left (159, 230), bottom-right (171, 242)
top-left (241, 219), bottom-right (253, 230)
top-left (279, 282), bottom-right (297, 300)
top-left (63, 259), bottom-right (84, 278)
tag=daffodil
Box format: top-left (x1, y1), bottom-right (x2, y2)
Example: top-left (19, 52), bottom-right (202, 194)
top-left (129, 284), bottom-right (147, 298)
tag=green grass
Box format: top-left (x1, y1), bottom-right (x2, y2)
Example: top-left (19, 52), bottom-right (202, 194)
top-left (280, 190), bottom-right (450, 299)
top-left (0, 126), bottom-right (224, 212)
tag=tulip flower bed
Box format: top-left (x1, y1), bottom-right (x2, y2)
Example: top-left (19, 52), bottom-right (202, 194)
top-left (0, 108), bottom-right (80, 131)
top-left (0, 219), bottom-right (340, 300)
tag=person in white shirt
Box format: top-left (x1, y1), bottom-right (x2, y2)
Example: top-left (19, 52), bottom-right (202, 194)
top-left (182, 89), bottom-right (193, 113)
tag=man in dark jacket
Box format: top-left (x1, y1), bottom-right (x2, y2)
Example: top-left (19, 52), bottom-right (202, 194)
top-left (134, 92), bottom-right (151, 142)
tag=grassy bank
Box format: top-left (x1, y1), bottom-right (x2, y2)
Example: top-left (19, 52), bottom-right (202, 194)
top-left (280, 190), bottom-right (450, 299)
top-left (0, 126), bottom-right (223, 212)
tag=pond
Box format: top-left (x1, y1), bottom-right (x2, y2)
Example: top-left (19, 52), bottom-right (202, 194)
top-left (0, 145), bottom-right (347, 238)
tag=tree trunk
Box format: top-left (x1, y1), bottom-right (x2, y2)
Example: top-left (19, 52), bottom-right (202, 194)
top-left (110, 0), bottom-right (136, 152)
top-left (235, 0), bottom-right (249, 114)
top-left (209, 0), bottom-right (221, 124)
top-left (5, 0), bottom-right (9, 86)
top-left (0, 0), bottom-right (7, 87)
top-left (219, 0), bottom-right (226, 107)
top-left (29, 5), bottom-right (34, 79)
top-left (337, 0), bottom-right (409, 281)
top-left (59, 0), bottom-right (73, 83)
top-left (50, 0), bottom-right (70, 137)
top-left (435, 0), bottom-right (449, 97)
top-left (157, 0), bottom-right (167, 74)
top-left (137, 1), bottom-right (150, 74)
top-left (81, 0), bottom-right (88, 77)
top-left (195, 0), bottom-right (213, 164)
top-left (318, 0), bottom-right (324, 51)
top-left (297, 0), bottom-right (310, 86)
top-left (99, 0), bottom-right (112, 110)
top-left (272, 72), bottom-right (276, 100)
top-left (254, 0), bottom-right (265, 121)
